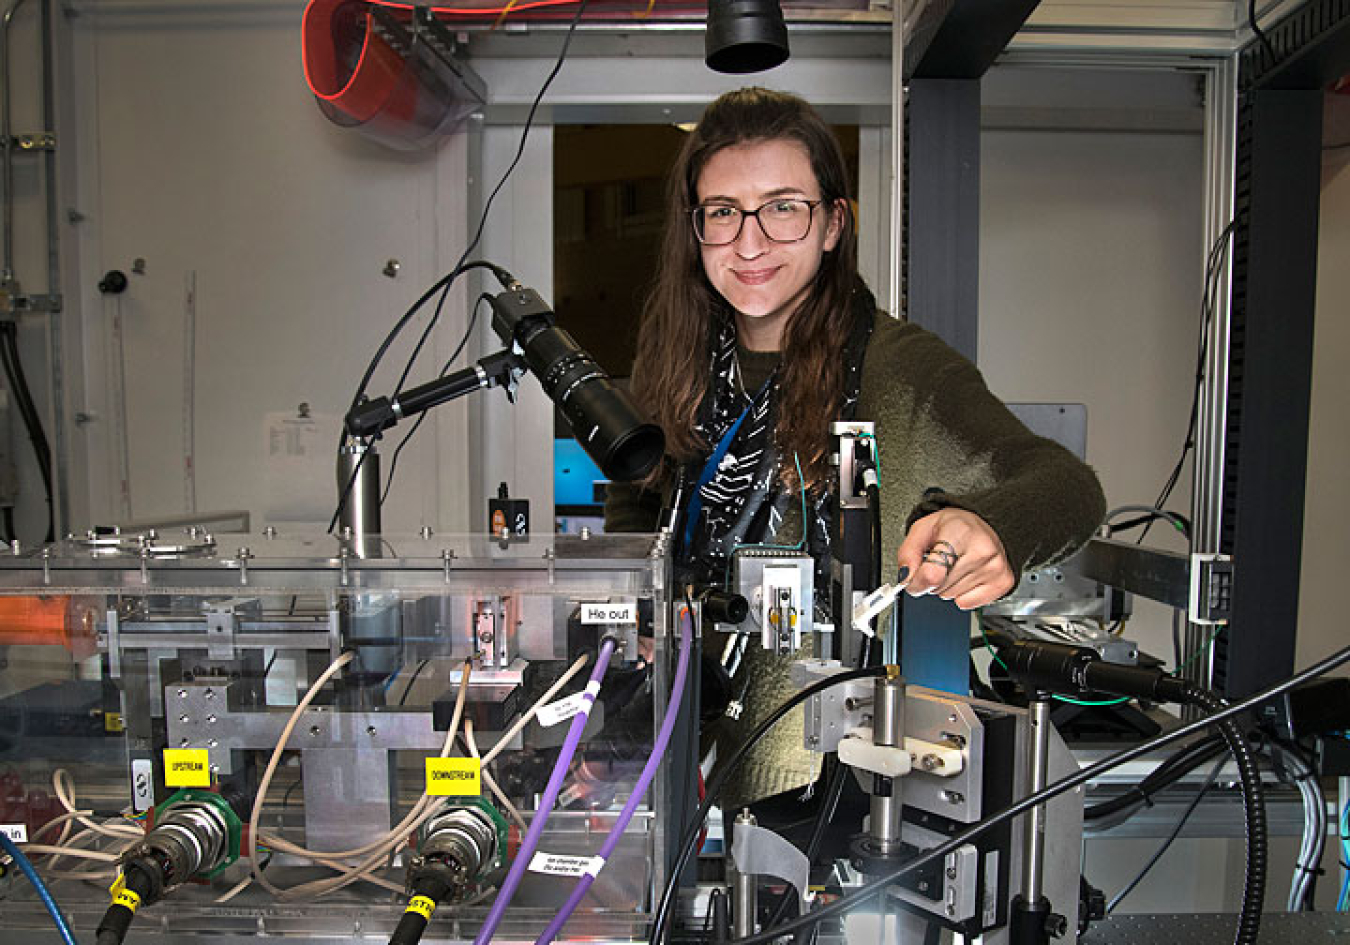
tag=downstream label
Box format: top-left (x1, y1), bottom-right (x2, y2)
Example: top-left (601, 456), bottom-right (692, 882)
top-left (528, 852), bottom-right (604, 878)
top-left (163, 749), bottom-right (211, 787)
top-left (580, 602), bottom-right (636, 625)
top-left (425, 757), bottom-right (481, 797)
top-left (0, 824), bottom-right (28, 842)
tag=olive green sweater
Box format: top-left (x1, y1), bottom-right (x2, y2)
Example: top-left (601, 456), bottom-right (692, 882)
top-left (605, 310), bottom-right (1106, 807)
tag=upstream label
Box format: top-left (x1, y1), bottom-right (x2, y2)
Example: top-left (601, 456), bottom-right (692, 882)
top-left (163, 748), bottom-right (212, 787)
top-left (425, 757), bottom-right (481, 797)
top-left (579, 601), bottom-right (636, 625)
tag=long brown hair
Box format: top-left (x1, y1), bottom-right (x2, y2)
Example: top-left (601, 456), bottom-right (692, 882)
top-left (632, 87), bottom-right (859, 492)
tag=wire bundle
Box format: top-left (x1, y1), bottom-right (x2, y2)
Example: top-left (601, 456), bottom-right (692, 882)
top-left (234, 649), bottom-right (593, 902)
top-left (1279, 746), bottom-right (1327, 912)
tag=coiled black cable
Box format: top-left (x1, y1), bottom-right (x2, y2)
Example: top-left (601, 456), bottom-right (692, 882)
top-left (719, 642), bottom-right (1350, 945)
top-left (1185, 684), bottom-right (1266, 945)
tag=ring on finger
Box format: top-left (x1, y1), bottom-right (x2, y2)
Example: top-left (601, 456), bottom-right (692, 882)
top-left (922, 541), bottom-right (961, 571)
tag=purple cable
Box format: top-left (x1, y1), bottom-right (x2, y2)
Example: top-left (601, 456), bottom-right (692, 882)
top-left (535, 606), bottom-right (693, 945)
top-left (474, 636), bottom-right (617, 945)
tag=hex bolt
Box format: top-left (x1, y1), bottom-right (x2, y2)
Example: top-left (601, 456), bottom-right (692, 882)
top-left (206, 715), bottom-right (217, 725)
top-left (179, 715), bottom-right (189, 724)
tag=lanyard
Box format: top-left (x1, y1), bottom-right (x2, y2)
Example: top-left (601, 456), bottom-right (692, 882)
top-left (681, 403), bottom-right (751, 555)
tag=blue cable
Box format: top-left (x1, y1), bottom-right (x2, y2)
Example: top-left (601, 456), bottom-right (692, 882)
top-left (1338, 801), bottom-right (1350, 912)
top-left (0, 831), bottom-right (80, 945)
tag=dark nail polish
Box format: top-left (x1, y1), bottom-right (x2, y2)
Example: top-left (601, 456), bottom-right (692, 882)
top-left (897, 566), bottom-right (910, 583)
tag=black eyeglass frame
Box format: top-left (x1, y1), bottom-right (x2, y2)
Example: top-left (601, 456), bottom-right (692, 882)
top-left (688, 198), bottom-right (825, 246)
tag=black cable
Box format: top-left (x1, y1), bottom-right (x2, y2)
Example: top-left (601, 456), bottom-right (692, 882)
top-left (397, 659), bottom-right (431, 707)
top-left (95, 860), bottom-right (157, 945)
top-left (648, 664), bottom-right (891, 944)
top-left (342, 257), bottom-right (513, 453)
top-left (388, 873), bottom-right (453, 945)
top-left (0, 322), bottom-right (54, 541)
top-left (1248, 0), bottom-right (1278, 65)
top-left (1084, 734), bottom-right (1226, 823)
top-left (380, 294), bottom-right (487, 506)
top-left (337, 0), bottom-right (591, 523)
top-left (718, 642), bottom-right (1350, 945)
top-left (763, 754), bottom-right (849, 929)
top-left (1106, 753), bottom-right (1227, 913)
top-left (1141, 221), bottom-right (1234, 544)
top-left (865, 483), bottom-right (882, 592)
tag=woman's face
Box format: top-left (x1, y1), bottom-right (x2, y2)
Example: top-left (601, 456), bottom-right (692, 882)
top-left (694, 138), bottom-right (842, 351)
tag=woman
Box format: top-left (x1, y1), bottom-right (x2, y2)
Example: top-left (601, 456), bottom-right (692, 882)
top-left (606, 87), bottom-right (1104, 810)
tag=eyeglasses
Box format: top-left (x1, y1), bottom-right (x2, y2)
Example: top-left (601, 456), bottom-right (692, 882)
top-left (689, 198), bottom-right (823, 246)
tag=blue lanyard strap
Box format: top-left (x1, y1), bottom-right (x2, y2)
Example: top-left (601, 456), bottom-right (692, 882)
top-left (681, 403), bottom-right (751, 553)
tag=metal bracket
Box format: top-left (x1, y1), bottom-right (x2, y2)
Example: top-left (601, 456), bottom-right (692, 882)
top-left (1188, 553), bottom-right (1233, 625)
top-left (0, 292), bottom-right (62, 316)
top-left (9, 132), bottom-right (55, 151)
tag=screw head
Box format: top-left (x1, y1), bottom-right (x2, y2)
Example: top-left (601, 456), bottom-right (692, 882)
top-left (309, 725), bottom-right (320, 737)
top-left (178, 689), bottom-right (188, 698)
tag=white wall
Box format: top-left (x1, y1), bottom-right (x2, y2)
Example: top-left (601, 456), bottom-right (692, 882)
top-left (58, 6), bottom-right (476, 535)
top-left (980, 67), bottom-right (1204, 666)
top-left (1298, 97), bottom-right (1350, 674)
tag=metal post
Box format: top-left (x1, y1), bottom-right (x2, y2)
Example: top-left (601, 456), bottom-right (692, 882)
top-left (732, 808), bottom-right (757, 939)
top-left (337, 441), bottom-right (381, 557)
top-left (885, 0), bottom-right (906, 319)
top-left (870, 675), bottom-right (906, 855)
top-left (1022, 695), bottom-right (1051, 905)
top-left (1186, 55), bottom-right (1238, 694)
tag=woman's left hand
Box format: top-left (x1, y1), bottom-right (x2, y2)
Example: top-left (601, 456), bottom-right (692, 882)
top-left (896, 508), bottom-right (1016, 610)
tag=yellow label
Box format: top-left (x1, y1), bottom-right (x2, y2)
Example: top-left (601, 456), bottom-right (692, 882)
top-left (104, 711), bottom-right (125, 733)
top-left (425, 757), bottom-right (480, 797)
top-left (113, 889), bottom-right (141, 913)
top-left (406, 895), bottom-right (437, 920)
top-left (109, 873), bottom-right (126, 896)
top-left (163, 748), bottom-right (212, 787)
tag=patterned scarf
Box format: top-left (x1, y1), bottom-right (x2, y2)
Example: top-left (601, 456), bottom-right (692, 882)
top-left (680, 283), bottom-right (875, 611)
